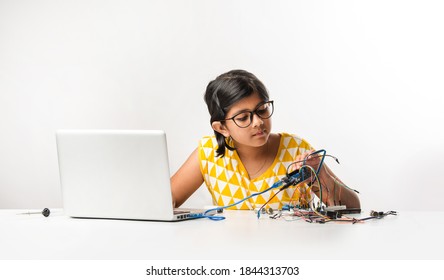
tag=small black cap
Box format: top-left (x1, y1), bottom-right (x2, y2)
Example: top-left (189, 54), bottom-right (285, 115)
top-left (42, 208), bottom-right (50, 217)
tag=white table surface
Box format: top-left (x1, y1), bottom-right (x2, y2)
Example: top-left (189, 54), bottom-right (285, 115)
top-left (1, 209), bottom-right (442, 260)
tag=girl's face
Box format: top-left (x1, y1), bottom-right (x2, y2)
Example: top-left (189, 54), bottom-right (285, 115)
top-left (219, 92), bottom-right (273, 149)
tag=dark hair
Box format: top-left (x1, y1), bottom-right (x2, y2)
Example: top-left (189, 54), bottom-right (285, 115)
top-left (204, 69), bottom-right (270, 157)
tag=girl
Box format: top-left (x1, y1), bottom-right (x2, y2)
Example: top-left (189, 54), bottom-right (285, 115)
top-left (171, 70), bottom-right (360, 211)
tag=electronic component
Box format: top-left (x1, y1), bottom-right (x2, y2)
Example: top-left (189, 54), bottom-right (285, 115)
top-left (325, 205), bottom-right (347, 211)
top-left (326, 210), bottom-right (342, 219)
top-left (369, 210), bottom-right (397, 218)
top-left (335, 208), bottom-right (362, 214)
top-left (280, 166), bottom-right (312, 190)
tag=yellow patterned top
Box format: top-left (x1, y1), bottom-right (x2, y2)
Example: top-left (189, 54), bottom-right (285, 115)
top-left (198, 133), bottom-right (314, 210)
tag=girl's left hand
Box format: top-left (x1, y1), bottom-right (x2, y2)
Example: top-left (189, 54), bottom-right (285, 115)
top-left (293, 149), bottom-right (321, 171)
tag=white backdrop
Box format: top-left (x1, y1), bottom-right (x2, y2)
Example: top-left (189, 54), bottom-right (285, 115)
top-left (1, 0), bottom-right (443, 211)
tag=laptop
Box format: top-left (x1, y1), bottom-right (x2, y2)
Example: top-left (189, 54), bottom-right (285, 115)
top-left (56, 129), bottom-right (203, 221)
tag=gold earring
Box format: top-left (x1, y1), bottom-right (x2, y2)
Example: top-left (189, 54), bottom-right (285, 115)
top-left (225, 136), bottom-right (232, 145)
top-left (224, 136), bottom-right (235, 148)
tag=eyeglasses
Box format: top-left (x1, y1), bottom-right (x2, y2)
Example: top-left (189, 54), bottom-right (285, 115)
top-left (219, 100), bottom-right (274, 128)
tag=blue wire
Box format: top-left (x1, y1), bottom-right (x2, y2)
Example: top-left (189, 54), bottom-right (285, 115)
top-left (189, 213), bottom-right (226, 221)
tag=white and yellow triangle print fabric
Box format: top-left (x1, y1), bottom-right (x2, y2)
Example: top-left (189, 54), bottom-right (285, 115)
top-left (198, 133), bottom-right (313, 210)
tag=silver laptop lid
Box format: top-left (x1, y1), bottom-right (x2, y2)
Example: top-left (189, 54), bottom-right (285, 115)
top-left (56, 130), bottom-right (177, 221)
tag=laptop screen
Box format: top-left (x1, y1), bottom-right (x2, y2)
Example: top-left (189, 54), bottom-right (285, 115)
top-left (56, 130), bottom-right (179, 221)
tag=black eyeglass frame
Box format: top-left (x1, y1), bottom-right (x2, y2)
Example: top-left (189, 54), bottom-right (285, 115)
top-left (217, 100), bottom-right (274, 128)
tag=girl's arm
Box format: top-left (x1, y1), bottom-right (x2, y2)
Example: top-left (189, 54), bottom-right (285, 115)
top-left (316, 164), bottom-right (361, 209)
top-left (170, 148), bottom-right (204, 208)
top-left (295, 150), bottom-right (361, 209)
